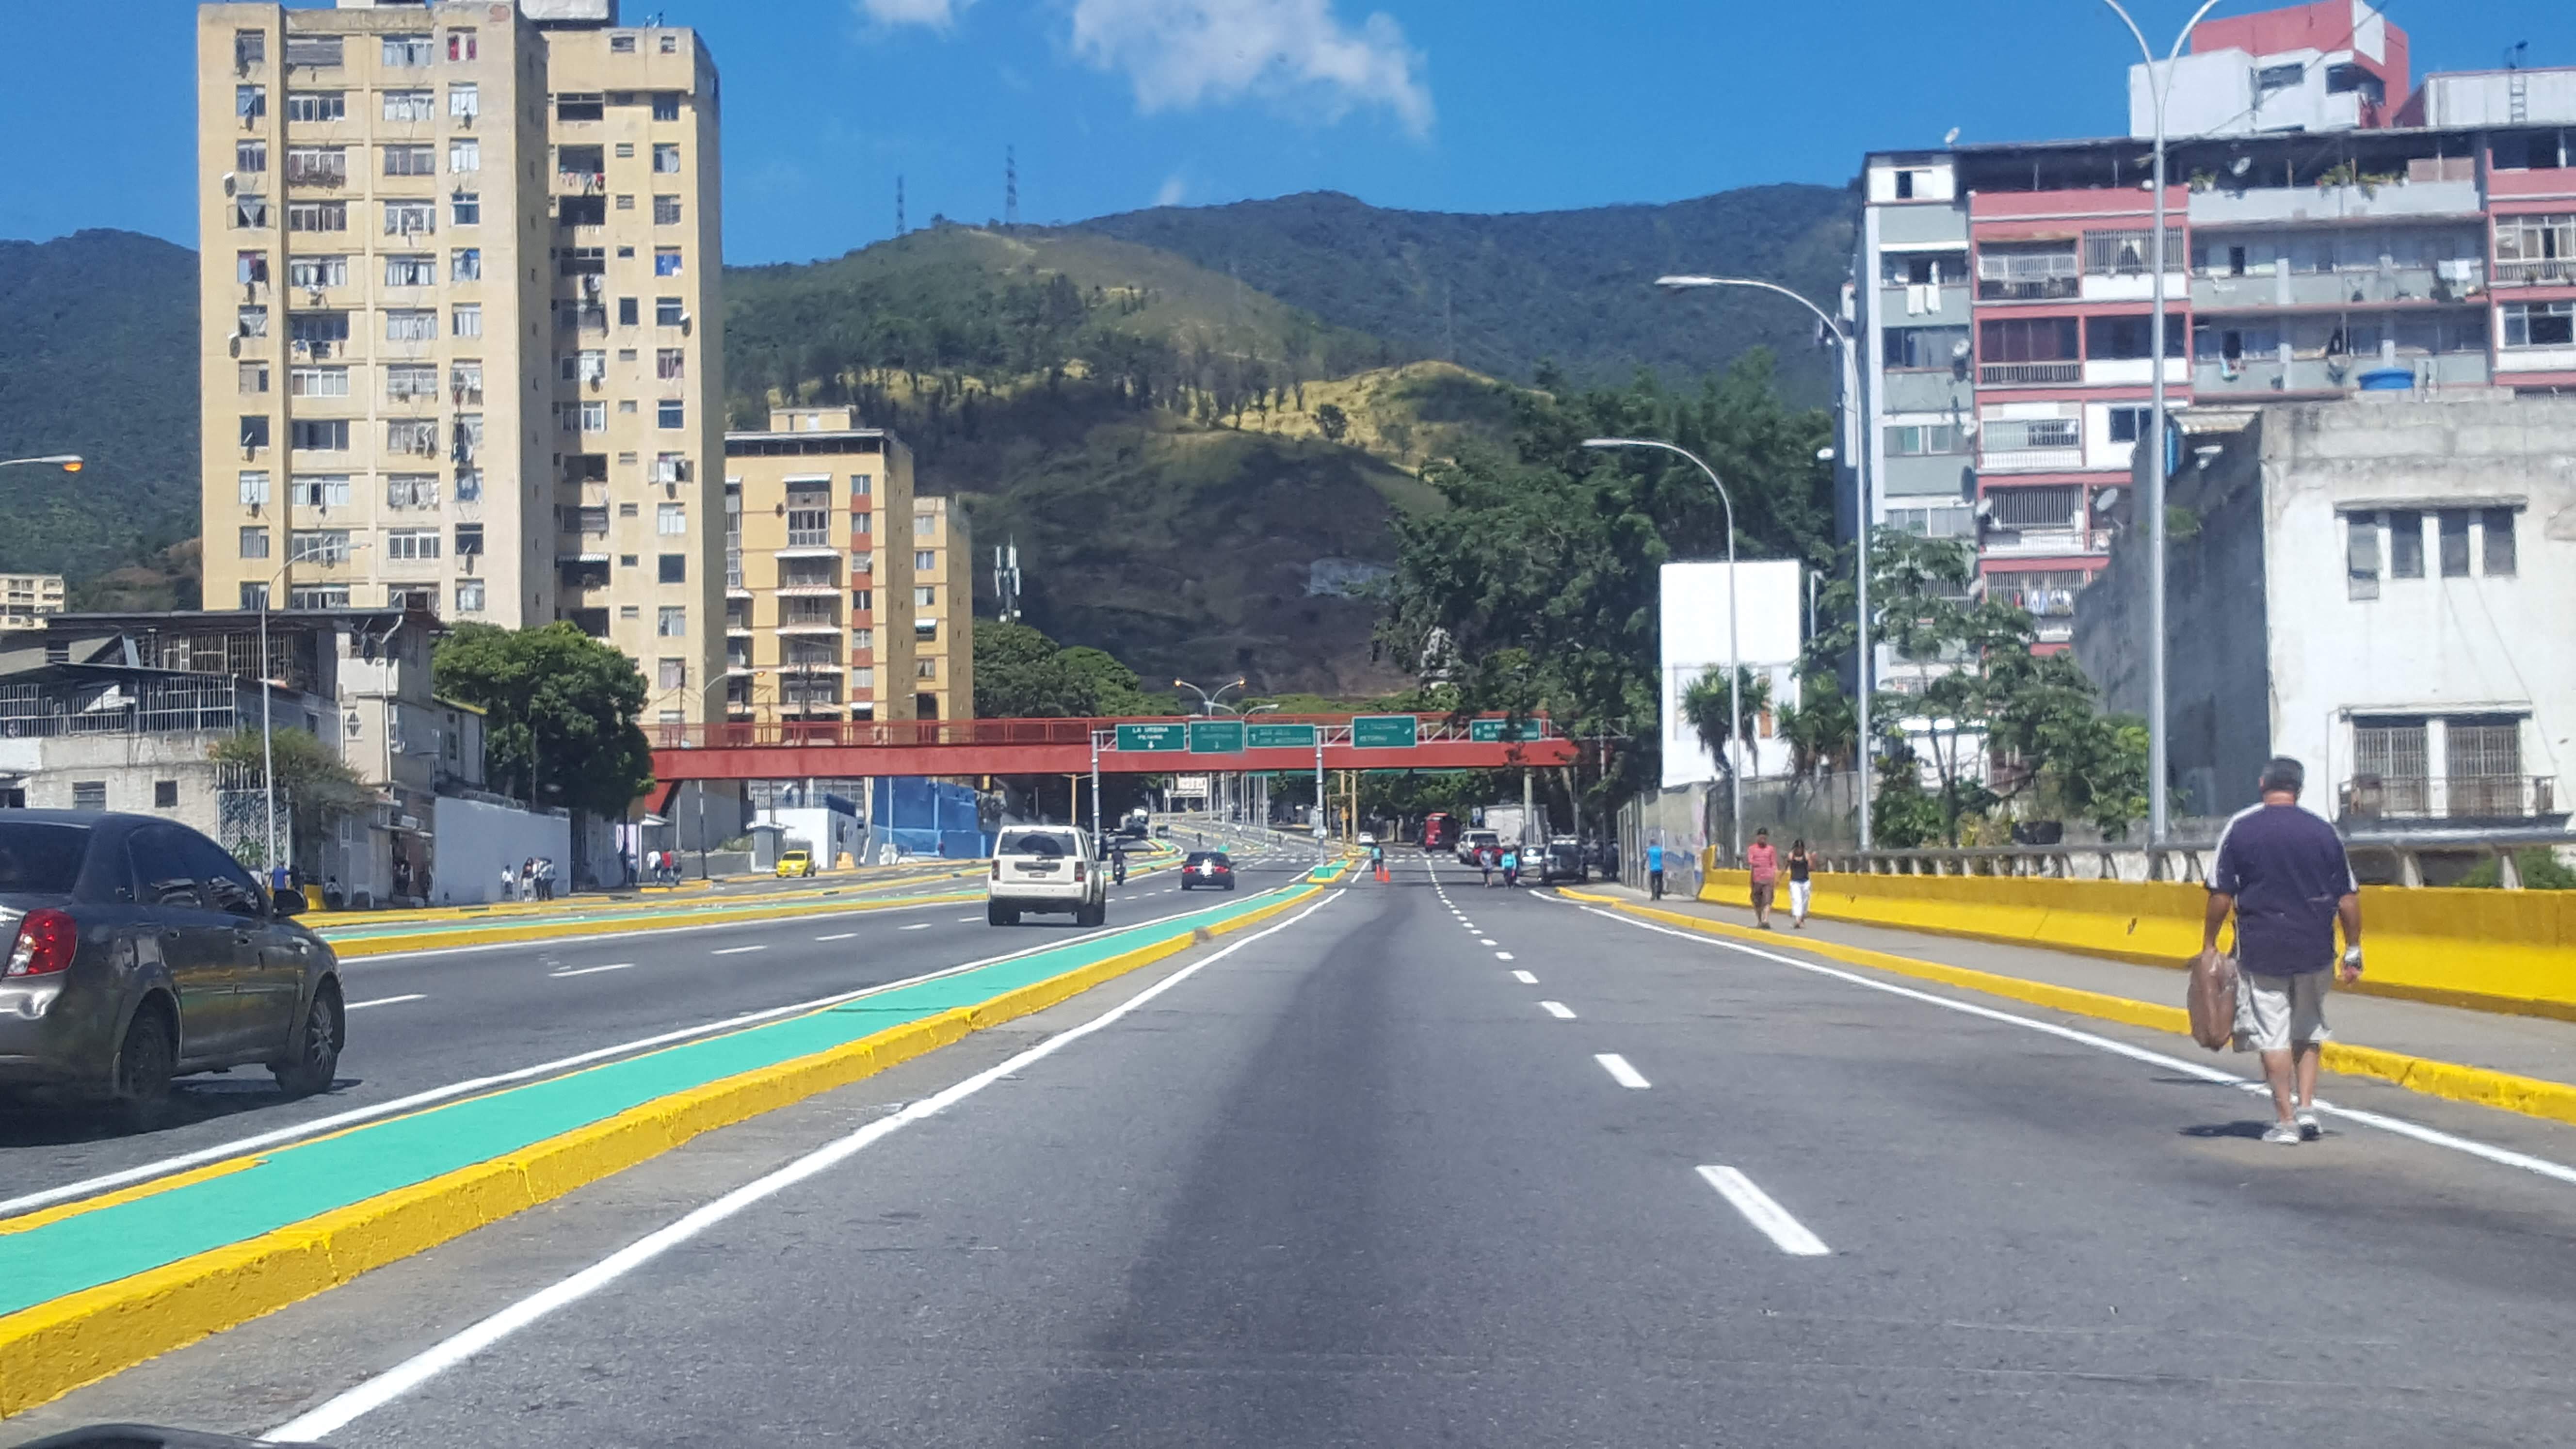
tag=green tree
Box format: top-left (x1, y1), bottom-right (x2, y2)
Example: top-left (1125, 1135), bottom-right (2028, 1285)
top-left (1679, 666), bottom-right (1772, 779)
top-left (433, 623), bottom-right (655, 818)
top-left (1314, 402), bottom-right (1350, 442)
top-left (208, 727), bottom-right (372, 868)
top-left (973, 620), bottom-right (1094, 717)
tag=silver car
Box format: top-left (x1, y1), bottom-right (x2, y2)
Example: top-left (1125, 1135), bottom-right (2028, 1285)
top-left (0, 812), bottom-right (344, 1125)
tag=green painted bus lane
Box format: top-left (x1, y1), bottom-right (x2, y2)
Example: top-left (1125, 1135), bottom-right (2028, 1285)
top-left (0, 884), bottom-right (1305, 1318)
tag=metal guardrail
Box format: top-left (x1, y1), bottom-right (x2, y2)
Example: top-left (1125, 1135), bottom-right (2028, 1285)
top-left (1805, 829), bottom-right (2576, 888)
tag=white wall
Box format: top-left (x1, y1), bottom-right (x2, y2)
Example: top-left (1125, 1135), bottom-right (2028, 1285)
top-left (431, 795), bottom-right (573, 905)
top-left (1660, 559), bottom-right (1806, 788)
top-left (771, 805), bottom-right (866, 868)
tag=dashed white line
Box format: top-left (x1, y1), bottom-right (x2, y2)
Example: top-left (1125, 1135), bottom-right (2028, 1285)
top-left (1511, 969), bottom-right (1538, 984)
top-left (1496, 951), bottom-right (1515, 962)
top-left (813, 933), bottom-right (856, 942)
top-left (900, 923), bottom-right (934, 932)
top-left (548, 963), bottom-right (635, 979)
top-left (346, 994), bottom-right (425, 1011)
top-left (1595, 1053), bottom-right (1650, 1090)
top-left (1696, 1165), bottom-right (1831, 1256)
top-left (1540, 1000), bottom-right (1577, 1019)
top-left (1479, 937), bottom-right (1498, 946)
top-left (711, 945), bottom-right (768, 956)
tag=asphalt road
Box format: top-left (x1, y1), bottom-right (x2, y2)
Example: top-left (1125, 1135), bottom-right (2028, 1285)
top-left (0, 823), bottom-right (1316, 1213)
top-left (16, 845), bottom-right (2576, 1447)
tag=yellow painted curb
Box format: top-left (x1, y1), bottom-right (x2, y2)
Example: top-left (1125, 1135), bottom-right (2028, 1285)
top-left (1561, 889), bottom-right (2576, 1133)
top-left (325, 888), bottom-right (986, 959)
top-left (0, 886), bottom-right (1320, 1417)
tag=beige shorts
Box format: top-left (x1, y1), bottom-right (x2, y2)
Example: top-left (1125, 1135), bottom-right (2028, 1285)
top-left (2234, 969), bottom-right (2332, 1053)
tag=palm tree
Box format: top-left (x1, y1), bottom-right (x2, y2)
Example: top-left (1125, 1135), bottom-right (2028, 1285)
top-left (1680, 665), bottom-right (1771, 779)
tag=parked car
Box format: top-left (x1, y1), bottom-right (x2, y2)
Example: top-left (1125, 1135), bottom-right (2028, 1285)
top-left (774, 849), bottom-right (816, 879)
top-left (1455, 828), bottom-right (1500, 866)
top-left (988, 826), bottom-right (1107, 926)
top-left (1178, 851), bottom-right (1237, 890)
top-left (0, 812), bottom-right (344, 1125)
top-left (1532, 838), bottom-right (1586, 884)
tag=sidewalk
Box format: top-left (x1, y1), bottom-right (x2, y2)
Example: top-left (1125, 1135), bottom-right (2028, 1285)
top-left (1573, 880), bottom-right (2576, 1098)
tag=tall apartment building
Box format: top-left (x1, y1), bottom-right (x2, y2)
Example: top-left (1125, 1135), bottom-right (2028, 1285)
top-left (911, 495), bottom-right (973, 722)
top-left (0, 576), bottom-right (67, 630)
top-left (1847, 0), bottom-right (2576, 662)
top-left (198, 0), bottom-right (725, 719)
top-left (722, 407), bottom-right (927, 724)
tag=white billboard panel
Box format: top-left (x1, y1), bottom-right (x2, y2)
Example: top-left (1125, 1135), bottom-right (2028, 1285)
top-left (1659, 560), bottom-right (1806, 789)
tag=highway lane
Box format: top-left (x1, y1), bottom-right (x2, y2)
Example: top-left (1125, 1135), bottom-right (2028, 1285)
top-left (115, 845), bottom-right (2564, 1449)
top-left (0, 829), bottom-right (1325, 1214)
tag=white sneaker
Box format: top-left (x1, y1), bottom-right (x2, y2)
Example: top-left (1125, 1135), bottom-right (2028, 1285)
top-left (2261, 1122), bottom-right (2302, 1145)
top-left (2296, 1108), bottom-right (2322, 1141)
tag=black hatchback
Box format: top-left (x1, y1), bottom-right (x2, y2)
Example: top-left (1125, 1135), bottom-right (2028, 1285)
top-left (1179, 852), bottom-right (1236, 890)
top-left (0, 812), bottom-right (344, 1123)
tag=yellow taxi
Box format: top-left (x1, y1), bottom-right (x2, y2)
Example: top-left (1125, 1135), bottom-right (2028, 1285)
top-left (774, 849), bottom-right (816, 879)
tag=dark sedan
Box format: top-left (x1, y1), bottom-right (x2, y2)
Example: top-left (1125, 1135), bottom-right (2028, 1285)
top-left (1178, 851), bottom-right (1237, 891)
top-left (0, 812), bottom-right (344, 1125)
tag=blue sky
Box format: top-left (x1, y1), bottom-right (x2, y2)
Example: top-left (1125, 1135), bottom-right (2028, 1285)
top-left (9, 0), bottom-right (2570, 264)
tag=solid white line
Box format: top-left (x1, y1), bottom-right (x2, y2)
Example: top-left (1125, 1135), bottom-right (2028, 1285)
top-left (1595, 1053), bottom-right (1650, 1089)
top-left (1540, 1000), bottom-right (1577, 1020)
top-left (1512, 969), bottom-right (1538, 984)
top-left (900, 923), bottom-right (934, 932)
top-left (547, 963), bottom-right (635, 979)
top-left (1587, 908), bottom-right (2576, 1190)
top-left (1696, 1165), bottom-right (1831, 1256)
top-left (711, 945), bottom-right (768, 956)
top-left (1496, 952), bottom-right (1516, 962)
top-left (267, 889), bottom-right (1347, 1443)
top-left (346, 994), bottom-right (426, 1011)
top-left (812, 933), bottom-right (856, 942)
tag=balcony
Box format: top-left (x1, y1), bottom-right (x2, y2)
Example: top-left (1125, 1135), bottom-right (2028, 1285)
top-left (1880, 369), bottom-right (1967, 412)
top-left (2186, 177), bottom-right (2482, 228)
top-left (785, 528), bottom-right (832, 549)
top-left (1976, 277), bottom-right (2079, 303)
top-left (2192, 352), bottom-right (2493, 397)
top-left (2192, 265), bottom-right (2478, 311)
top-left (2495, 257), bottom-right (2576, 288)
top-left (2341, 774), bottom-right (2562, 823)
top-left (1977, 447), bottom-right (2086, 473)
top-left (1877, 283), bottom-right (1971, 326)
top-left (1981, 527), bottom-right (2110, 559)
top-left (1978, 360), bottom-right (2080, 386)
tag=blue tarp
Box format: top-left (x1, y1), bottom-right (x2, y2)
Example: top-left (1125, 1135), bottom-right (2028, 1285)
top-left (870, 776), bottom-right (992, 859)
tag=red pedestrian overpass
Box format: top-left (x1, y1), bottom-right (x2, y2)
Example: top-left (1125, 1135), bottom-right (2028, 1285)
top-left (647, 713), bottom-right (1578, 782)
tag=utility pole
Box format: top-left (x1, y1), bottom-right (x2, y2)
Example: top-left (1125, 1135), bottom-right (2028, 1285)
top-left (895, 175), bottom-right (905, 236)
top-left (1004, 145), bottom-right (1019, 228)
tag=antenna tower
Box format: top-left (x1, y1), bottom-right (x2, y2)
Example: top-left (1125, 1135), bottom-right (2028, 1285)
top-left (1005, 146), bottom-right (1019, 228)
top-left (896, 175), bottom-right (906, 236)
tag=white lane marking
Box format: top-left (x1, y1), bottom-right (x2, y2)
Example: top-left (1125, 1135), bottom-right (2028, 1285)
top-left (1696, 1165), bottom-right (1831, 1256)
top-left (1512, 969), bottom-right (1538, 984)
top-left (268, 889), bottom-right (1347, 1442)
top-left (548, 963), bottom-right (634, 979)
top-left (1587, 909), bottom-right (2576, 1190)
top-left (711, 945), bottom-right (768, 956)
top-left (1540, 1000), bottom-right (1577, 1020)
top-left (0, 890), bottom-right (1279, 1221)
top-left (346, 994), bottom-right (426, 1011)
top-left (1497, 952), bottom-right (1516, 962)
top-left (336, 890), bottom-right (976, 965)
top-left (1479, 937), bottom-right (1498, 946)
top-left (813, 933), bottom-right (857, 942)
top-left (900, 923), bottom-right (934, 932)
top-left (957, 916), bottom-right (983, 922)
top-left (1595, 1053), bottom-right (1650, 1090)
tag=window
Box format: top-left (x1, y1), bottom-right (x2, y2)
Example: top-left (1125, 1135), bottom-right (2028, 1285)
top-left (2347, 513), bottom-right (2381, 599)
top-left (382, 253), bottom-right (436, 288)
top-left (651, 195), bottom-right (685, 227)
top-left (385, 528), bottom-right (441, 562)
top-left (240, 526), bottom-right (271, 560)
top-left (238, 306), bottom-right (270, 338)
top-left (1980, 417), bottom-right (2081, 451)
top-left (283, 145), bottom-right (346, 187)
top-left (449, 83), bottom-right (479, 120)
top-left (1883, 423), bottom-right (1964, 456)
top-left (2502, 301), bottom-right (2575, 348)
top-left (236, 31), bottom-right (267, 68)
top-left (562, 349), bottom-right (608, 385)
top-left (447, 29), bottom-right (478, 62)
top-left (71, 782), bottom-right (106, 812)
top-left (290, 529), bottom-right (352, 564)
top-left (241, 417), bottom-right (273, 451)
top-left (2388, 509), bottom-right (2425, 578)
top-left (558, 92), bottom-right (606, 123)
top-left (239, 471), bottom-right (272, 507)
top-left (655, 296), bottom-right (686, 326)
top-left (290, 419), bottom-right (350, 451)
top-left (1977, 242), bottom-right (2079, 300)
top-left (154, 781), bottom-right (180, 810)
top-left (2352, 716), bottom-right (2429, 811)
top-left (384, 200), bottom-right (435, 237)
top-left (2106, 405), bottom-right (2155, 444)
top-left (657, 606), bottom-right (688, 637)
top-left (2084, 314), bottom-right (2185, 359)
top-left (381, 89), bottom-right (435, 123)
top-left (451, 192), bottom-right (481, 226)
top-left (2081, 228), bottom-right (2184, 276)
top-left (612, 34), bottom-right (638, 53)
top-left (914, 586), bottom-right (937, 608)
top-left (446, 139), bottom-right (481, 178)
top-left (285, 200), bottom-right (345, 233)
top-left (455, 579), bottom-right (486, 613)
top-left (240, 361), bottom-right (271, 395)
top-left (385, 308), bottom-right (438, 342)
top-left (916, 619), bottom-right (939, 643)
top-left (916, 658), bottom-right (938, 680)
top-left (2324, 63), bottom-right (2384, 107)
top-left (657, 502), bottom-right (686, 535)
top-left (1882, 326), bottom-right (1967, 370)
top-left (385, 418), bottom-right (437, 456)
top-left (289, 586), bottom-right (349, 610)
top-left (852, 512), bottom-right (873, 536)
top-left (382, 33), bottom-right (434, 66)
top-left (654, 247), bottom-right (684, 277)
top-left (2438, 510), bottom-right (2473, 578)
top-left (658, 399), bottom-right (686, 429)
top-left (288, 309), bottom-right (349, 347)
top-left (661, 34), bottom-right (679, 53)
top-left (915, 549), bottom-right (938, 572)
top-left (1980, 316), bottom-right (2080, 362)
top-left (278, 255), bottom-right (341, 292)
top-left (237, 139), bottom-right (269, 174)
top-left (576, 400), bottom-right (607, 433)
top-left (2482, 507), bottom-right (2518, 576)
top-left (240, 582), bottom-right (271, 611)
top-left (449, 246), bottom-right (481, 282)
top-left (288, 365), bottom-right (349, 397)
top-left (454, 469), bottom-right (483, 501)
top-left (1986, 484), bottom-right (2083, 530)
top-left (234, 194), bottom-right (272, 230)
top-left (652, 92), bottom-right (682, 121)
top-left (454, 524), bottom-right (484, 557)
top-left (659, 554), bottom-right (687, 584)
top-left (2256, 61), bottom-right (2305, 92)
top-left (386, 472), bottom-right (438, 507)
top-left (240, 84), bottom-right (270, 121)
top-left (384, 143), bottom-right (436, 177)
top-left (652, 143), bottom-right (681, 174)
top-left (452, 303), bottom-right (482, 338)
top-left (280, 32), bottom-right (343, 67)
top-left (238, 250), bottom-right (270, 286)
top-left (292, 473), bottom-right (351, 508)
top-left (284, 90), bottom-right (346, 124)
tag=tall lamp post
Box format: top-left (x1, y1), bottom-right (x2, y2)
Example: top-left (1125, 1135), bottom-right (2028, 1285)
top-left (1175, 678), bottom-right (1245, 822)
top-left (1651, 274), bottom-right (1875, 849)
top-left (2101, 0), bottom-right (2226, 845)
top-left (1582, 438), bottom-right (1744, 865)
top-left (254, 540), bottom-right (369, 884)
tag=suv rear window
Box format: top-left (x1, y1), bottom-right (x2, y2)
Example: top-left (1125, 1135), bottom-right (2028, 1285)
top-left (0, 824), bottom-right (87, 894)
top-left (998, 831), bottom-right (1075, 857)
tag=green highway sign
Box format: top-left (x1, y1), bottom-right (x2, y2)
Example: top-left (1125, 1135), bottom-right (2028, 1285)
top-left (1187, 719), bottom-right (1246, 754)
top-left (1351, 714), bottom-right (1419, 750)
top-left (1114, 723), bottom-right (1188, 752)
top-left (1246, 721), bottom-right (1318, 750)
top-left (1468, 718), bottom-right (1537, 742)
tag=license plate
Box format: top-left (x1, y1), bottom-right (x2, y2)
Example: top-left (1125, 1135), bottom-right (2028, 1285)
top-left (1018, 862), bottom-right (1058, 874)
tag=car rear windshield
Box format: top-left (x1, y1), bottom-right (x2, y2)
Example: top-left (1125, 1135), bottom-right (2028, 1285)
top-left (1186, 852), bottom-right (1231, 865)
top-left (0, 824), bottom-right (88, 894)
top-left (999, 832), bottom-right (1074, 857)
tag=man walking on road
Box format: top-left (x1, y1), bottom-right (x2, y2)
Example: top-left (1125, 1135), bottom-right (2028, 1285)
top-left (1746, 828), bottom-right (1780, 930)
top-left (2204, 757), bottom-right (2363, 1144)
top-left (1646, 838), bottom-right (1665, 900)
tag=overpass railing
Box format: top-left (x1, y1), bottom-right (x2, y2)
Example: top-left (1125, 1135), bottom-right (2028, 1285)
top-left (1809, 829), bottom-right (2576, 888)
top-left (649, 713), bottom-right (1562, 752)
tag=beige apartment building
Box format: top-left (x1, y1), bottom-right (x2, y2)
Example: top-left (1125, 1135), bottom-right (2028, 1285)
top-left (0, 577), bottom-right (67, 630)
top-left (197, 0), bottom-right (725, 720)
top-left (911, 495), bottom-right (972, 722)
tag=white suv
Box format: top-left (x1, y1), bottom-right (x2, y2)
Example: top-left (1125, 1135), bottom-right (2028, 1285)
top-left (988, 826), bottom-right (1107, 927)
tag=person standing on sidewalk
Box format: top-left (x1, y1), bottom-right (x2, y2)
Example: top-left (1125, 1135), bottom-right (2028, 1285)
top-left (1786, 838), bottom-right (1814, 929)
top-left (1646, 838), bottom-right (1665, 901)
top-left (2204, 756), bottom-right (2363, 1145)
top-left (1745, 828), bottom-right (1780, 930)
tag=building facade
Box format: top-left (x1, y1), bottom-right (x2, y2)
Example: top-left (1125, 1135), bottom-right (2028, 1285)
top-left (911, 495), bottom-right (972, 722)
top-left (0, 576), bottom-right (68, 631)
top-left (1848, 0), bottom-right (2576, 663)
top-left (197, 0), bottom-right (725, 719)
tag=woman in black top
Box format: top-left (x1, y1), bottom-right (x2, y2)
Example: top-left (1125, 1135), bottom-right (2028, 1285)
top-left (1786, 838), bottom-right (1814, 929)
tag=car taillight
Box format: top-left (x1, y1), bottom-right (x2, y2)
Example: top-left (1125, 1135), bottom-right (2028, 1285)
top-left (990, 860), bottom-right (1001, 880)
top-left (4, 909), bottom-right (76, 978)
top-left (1074, 861), bottom-right (1086, 882)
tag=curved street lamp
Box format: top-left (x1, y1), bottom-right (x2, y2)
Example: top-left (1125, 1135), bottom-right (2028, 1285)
top-left (1583, 437), bottom-right (1745, 864)
top-left (0, 455), bottom-right (82, 472)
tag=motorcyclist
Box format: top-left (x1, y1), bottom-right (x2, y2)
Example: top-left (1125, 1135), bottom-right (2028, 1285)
top-left (1111, 843), bottom-right (1127, 886)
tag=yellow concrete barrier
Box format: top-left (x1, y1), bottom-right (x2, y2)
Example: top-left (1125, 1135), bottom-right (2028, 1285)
top-left (1697, 861), bottom-right (2576, 1022)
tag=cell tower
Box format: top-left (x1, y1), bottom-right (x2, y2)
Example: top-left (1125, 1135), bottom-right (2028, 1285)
top-left (1005, 146), bottom-right (1019, 228)
top-left (994, 539), bottom-right (1024, 622)
top-left (895, 175), bottom-right (906, 236)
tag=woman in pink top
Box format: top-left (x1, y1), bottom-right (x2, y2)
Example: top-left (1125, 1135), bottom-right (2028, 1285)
top-left (1745, 827), bottom-right (1780, 931)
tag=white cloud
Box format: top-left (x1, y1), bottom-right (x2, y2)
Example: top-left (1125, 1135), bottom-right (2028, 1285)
top-left (1067, 0), bottom-right (1433, 136)
top-left (1155, 172), bottom-right (1190, 207)
top-left (856, 0), bottom-right (975, 30)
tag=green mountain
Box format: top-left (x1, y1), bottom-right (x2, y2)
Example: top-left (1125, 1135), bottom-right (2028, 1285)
top-left (0, 230), bottom-right (202, 593)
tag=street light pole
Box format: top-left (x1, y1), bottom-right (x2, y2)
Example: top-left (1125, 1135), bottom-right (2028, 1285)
top-left (1652, 274), bottom-right (1874, 849)
top-left (0, 455), bottom-right (83, 472)
top-left (2101, 0), bottom-right (2226, 845)
top-left (1583, 438), bottom-right (1743, 865)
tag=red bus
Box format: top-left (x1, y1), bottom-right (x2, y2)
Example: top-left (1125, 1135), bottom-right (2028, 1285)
top-left (1421, 812), bottom-right (1455, 852)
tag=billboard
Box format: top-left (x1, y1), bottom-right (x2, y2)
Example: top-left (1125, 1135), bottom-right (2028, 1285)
top-left (1659, 560), bottom-right (1806, 789)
